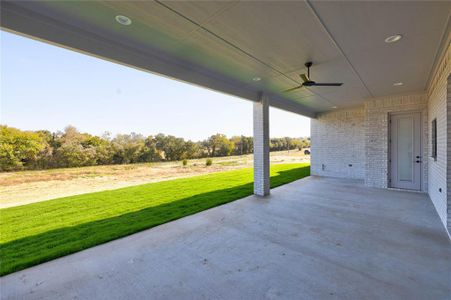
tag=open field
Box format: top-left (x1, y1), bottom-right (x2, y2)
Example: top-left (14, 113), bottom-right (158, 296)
top-left (0, 150), bottom-right (309, 208)
top-left (0, 163), bottom-right (310, 276)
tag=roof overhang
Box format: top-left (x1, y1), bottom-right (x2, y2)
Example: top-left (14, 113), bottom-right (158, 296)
top-left (1, 1), bottom-right (450, 118)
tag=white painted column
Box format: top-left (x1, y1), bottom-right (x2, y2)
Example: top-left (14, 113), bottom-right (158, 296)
top-left (253, 93), bottom-right (270, 196)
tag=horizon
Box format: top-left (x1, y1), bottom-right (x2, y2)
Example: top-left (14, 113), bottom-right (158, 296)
top-left (0, 123), bottom-right (310, 142)
top-left (0, 30), bottom-right (311, 140)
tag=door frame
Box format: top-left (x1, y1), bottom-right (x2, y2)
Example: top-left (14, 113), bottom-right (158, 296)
top-left (388, 111), bottom-right (423, 190)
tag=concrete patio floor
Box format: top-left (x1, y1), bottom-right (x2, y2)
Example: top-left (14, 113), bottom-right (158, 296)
top-left (1, 176), bottom-right (450, 299)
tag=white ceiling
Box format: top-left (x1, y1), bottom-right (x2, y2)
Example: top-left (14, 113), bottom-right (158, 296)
top-left (1, 1), bottom-right (450, 117)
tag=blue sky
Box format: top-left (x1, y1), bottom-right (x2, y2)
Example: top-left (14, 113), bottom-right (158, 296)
top-left (0, 30), bottom-right (310, 141)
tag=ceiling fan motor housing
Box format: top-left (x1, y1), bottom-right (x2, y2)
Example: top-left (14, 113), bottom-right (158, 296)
top-left (283, 61), bottom-right (342, 92)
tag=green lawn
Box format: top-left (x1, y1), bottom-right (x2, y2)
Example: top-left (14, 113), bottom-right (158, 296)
top-left (0, 163), bottom-right (309, 276)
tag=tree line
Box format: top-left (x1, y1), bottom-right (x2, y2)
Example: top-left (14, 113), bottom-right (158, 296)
top-left (0, 125), bottom-right (310, 171)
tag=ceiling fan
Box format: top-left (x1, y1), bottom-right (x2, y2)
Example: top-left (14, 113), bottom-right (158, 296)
top-left (284, 62), bottom-right (343, 92)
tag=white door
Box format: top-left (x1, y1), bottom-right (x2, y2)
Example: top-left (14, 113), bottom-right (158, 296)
top-left (390, 112), bottom-right (422, 190)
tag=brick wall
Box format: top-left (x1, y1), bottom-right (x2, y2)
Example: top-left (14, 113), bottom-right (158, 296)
top-left (253, 96), bottom-right (270, 196)
top-left (364, 94), bottom-right (428, 190)
top-left (311, 107), bottom-right (365, 179)
top-left (311, 95), bottom-right (428, 189)
top-left (310, 43), bottom-right (450, 235)
top-left (447, 76), bottom-right (451, 233)
top-left (426, 43), bottom-right (450, 230)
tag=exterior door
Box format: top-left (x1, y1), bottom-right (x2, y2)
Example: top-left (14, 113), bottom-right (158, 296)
top-left (390, 112), bottom-right (422, 190)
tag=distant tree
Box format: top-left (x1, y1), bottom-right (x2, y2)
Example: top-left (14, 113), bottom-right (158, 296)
top-left (269, 137), bottom-right (309, 152)
top-left (241, 136), bottom-right (253, 154)
top-left (55, 143), bottom-right (96, 167)
top-left (87, 136), bottom-right (113, 165)
top-left (154, 134), bottom-right (186, 161)
top-left (0, 125), bottom-right (310, 171)
top-left (201, 139), bottom-right (212, 156)
top-left (206, 134), bottom-right (234, 157)
top-left (183, 140), bottom-right (200, 159)
top-left (270, 138), bottom-right (283, 151)
top-left (111, 133), bottom-right (145, 164)
top-left (139, 135), bottom-right (160, 162)
top-left (231, 136), bottom-right (244, 155)
top-left (33, 130), bottom-right (56, 169)
top-left (53, 126), bottom-right (100, 167)
top-left (297, 137), bottom-right (310, 149)
top-left (220, 139), bottom-right (235, 156)
top-left (0, 125), bottom-right (46, 171)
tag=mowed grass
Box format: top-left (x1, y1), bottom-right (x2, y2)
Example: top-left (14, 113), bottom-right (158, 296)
top-left (0, 163), bottom-right (309, 276)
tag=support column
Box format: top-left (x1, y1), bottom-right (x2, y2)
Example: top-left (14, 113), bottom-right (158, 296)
top-left (253, 93), bottom-right (270, 196)
top-left (447, 75), bottom-right (451, 235)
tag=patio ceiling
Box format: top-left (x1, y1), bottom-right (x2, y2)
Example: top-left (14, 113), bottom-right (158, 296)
top-left (1, 1), bottom-right (450, 117)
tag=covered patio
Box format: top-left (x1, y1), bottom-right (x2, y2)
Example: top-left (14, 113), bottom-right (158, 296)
top-left (1, 1), bottom-right (451, 297)
top-left (2, 177), bottom-right (450, 299)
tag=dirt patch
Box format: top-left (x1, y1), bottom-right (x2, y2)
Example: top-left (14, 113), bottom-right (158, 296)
top-left (0, 150), bottom-right (309, 208)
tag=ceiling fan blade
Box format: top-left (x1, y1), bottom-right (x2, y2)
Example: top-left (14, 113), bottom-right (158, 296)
top-left (311, 83), bottom-right (343, 86)
top-left (283, 85), bottom-right (303, 93)
top-left (299, 73), bottom-right (309, 82)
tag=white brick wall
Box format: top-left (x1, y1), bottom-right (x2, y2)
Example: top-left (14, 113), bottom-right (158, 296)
top-left (364, 94), bottom-right (428, 191)
top-left (310, 43), bottom-right (450, 235)
top-left (426, 43), bottom-right (450, 230)
top-left (253, 96), bottom-right (270, 196)
top-left (311, 107), bottom-right (365, 179)
top-left (311, 96), bottom-right (427, 189)
top-left (447, 78), bottom-right (451, 233)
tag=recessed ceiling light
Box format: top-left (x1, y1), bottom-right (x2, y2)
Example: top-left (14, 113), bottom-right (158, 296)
top-left (385, 34), bottom-right (402, 43)
top-left (252, 77), bottom-right (261, 82)
top-left (115, 15), bottom-right (132, 26)
top-left (331, 106), bottom-right (337, 109)
top-left (393, 82), bottom-right (404, 86)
